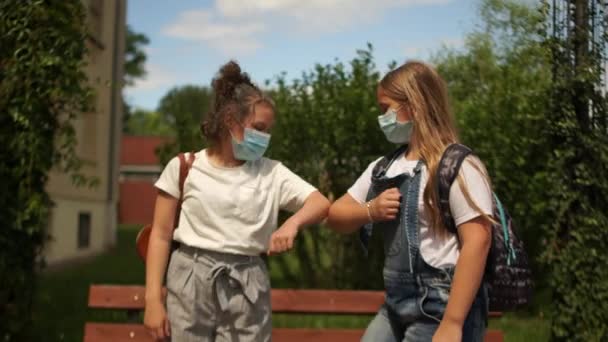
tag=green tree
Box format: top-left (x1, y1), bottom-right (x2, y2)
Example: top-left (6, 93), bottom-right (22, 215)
top-left (156, 85), bottom-right (213, 164)
top-left (0, 1), bottom-right (93, 339)
top-left (541, 0), bottom-right (608, 340)
top-left (124, 108), bottom-right (173, 137)
top-left (433, 0), bottom-right (552, 283)
top-left (267, 0), bottom-right (553, 292)
top-left (124, 25), bottom-right (149, 87)
top-left (268, 45), bottom-right (392, 289)
top-left (123, 25), bottom-right (149, 132)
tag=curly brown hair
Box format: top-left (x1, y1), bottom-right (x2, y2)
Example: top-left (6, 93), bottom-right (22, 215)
top-left (201, 60), bottom-right (275, 144)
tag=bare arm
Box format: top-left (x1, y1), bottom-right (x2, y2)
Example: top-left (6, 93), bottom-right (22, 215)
top-left (289, 191), bottom-right (331, 227)
top-left (326, 193), bottom-right (372, 234)
top-left (327, 189), bottom-right (401, 234)
top-left (145, 191), bottom-right (178, 302)
top-left (435, 216), bottom-right (492, 340)
top-left (269, 191), bottom-right (330, 254)
top-left (143, 191), bottom-right (178, 339)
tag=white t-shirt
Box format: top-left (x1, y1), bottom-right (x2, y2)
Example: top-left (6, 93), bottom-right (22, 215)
top-left (348, 154), bottom-right (493, 268)
top-left (155, 149), bottom-right (317, 256)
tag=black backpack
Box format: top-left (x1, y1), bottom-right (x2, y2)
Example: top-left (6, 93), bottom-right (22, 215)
top-left (437, 143), bottom-right (533, 311)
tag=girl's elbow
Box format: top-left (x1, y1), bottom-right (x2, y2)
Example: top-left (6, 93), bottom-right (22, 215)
top-left (311, 191), bottom-right (331, 217)
top-left (321, 195), bottom-right (331, 215)
top-left (151, 224), bottom-right (174, 243)
top-left (326, 204), bottom-right (339, 228)
top-left (326, 206), bottom-right (350, 234)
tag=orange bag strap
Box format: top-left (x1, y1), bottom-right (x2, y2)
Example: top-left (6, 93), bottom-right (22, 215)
top-left (174, 152), bottom-right (195, 227)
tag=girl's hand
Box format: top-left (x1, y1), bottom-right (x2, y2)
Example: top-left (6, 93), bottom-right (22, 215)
top-left (370, 188), bottom-right (401, 222)
top-left (144, 299), bottom-right (171, 340)
top-left (432, 320), bottom-right (462, 342)
top-left (268, 219), bottom-right (299, 255)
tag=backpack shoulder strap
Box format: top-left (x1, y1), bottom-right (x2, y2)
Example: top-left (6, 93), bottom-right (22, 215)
top-left (371, 144), bottom-right (409, 179)
top-left (437, 143), bottom-right (473, 234)
top-left (174, 152), bottom-right (196, 226)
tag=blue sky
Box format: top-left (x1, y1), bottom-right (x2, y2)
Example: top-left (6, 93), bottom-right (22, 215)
top-left (125, 0), bottom-right (478, 110)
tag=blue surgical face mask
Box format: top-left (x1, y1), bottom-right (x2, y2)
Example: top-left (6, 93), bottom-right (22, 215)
top-left (231, 126), bottom-right (271, 161)
top-left (378, 107), bottom-right (413, 144)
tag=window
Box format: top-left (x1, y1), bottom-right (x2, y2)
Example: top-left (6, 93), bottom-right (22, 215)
top-left (78, 212), bottom-right (91, 249)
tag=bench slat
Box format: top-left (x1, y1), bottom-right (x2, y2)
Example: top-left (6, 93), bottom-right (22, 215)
top-left (89, 285), bottom-right (146, 310)
top-left (272, 289), bottom-right (384, 314)
top-left (84, 323), bottom-right (151, 342)
top-left (84, 323), bottom-right (503, 342)
top-left (88, 285), bottom-right (501, 317)
top-left (274, 328), bottom-right (364, 341)
top-left (485, 330), bottom-right (505, 342)
top-left (275, 328), bottom-right (504, 342)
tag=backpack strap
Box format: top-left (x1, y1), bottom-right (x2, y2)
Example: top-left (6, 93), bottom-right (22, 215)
top-left (174, 152), bottom-right (196, 227)
top-left (437, 143), bottom-right (473, 234)
top-left (371, 144), bottom-right (409, 179)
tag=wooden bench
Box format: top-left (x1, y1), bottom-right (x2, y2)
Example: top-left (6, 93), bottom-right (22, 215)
top-left (85, 285), bottom-right (504, 342)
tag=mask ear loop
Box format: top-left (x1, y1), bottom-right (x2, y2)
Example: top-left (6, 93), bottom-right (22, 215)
top-left (384, 102), bottom-right (406, 117)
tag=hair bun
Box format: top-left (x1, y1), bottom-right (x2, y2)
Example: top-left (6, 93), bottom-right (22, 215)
top-left (212, 60), bottom-right (253, 104)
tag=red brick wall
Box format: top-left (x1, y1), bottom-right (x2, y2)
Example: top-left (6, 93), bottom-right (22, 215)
top-left (119, 181), bottom-right (158, 225)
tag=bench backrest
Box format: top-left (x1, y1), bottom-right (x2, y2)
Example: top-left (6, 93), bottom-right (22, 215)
top-left (85, 285), bottom-right (504, 342)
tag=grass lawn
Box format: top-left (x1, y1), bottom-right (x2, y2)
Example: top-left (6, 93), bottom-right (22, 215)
top-left (32, 225), bottom-right (549, 341)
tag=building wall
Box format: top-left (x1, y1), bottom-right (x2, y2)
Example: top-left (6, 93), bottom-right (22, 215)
top-left (118, 165), bottom-right (162, 225)
top-left (44, 198), bottom-right (109, 264)
top-left (119, 181), bottom-right (158, 225)
top-left (118, 136), bottom-right (169, 225)
top-left (44, 0), bottom-right (126, 264)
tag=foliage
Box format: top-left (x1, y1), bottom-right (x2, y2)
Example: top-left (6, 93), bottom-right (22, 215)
top-left (539, 0), bottom-right (608, 340)
top-left (268, 0), bottom-right (554, 292)
top-left (268, 45), bottom-right (392, 289)
top-left (124, 25), bottom-right (149, 87)
top-left (123, 108), bottom-right (173, 137)
top-left (155, 85), bottom-right (212, 164)
top-left (122, 25), bottom-right (149, 132)
top-left (0, 1), bottom-right (93, 339)
top-left (433, 0), bottom-right (552, 282)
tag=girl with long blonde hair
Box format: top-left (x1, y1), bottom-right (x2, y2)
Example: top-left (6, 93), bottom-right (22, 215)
top-left (328, 61), bottom-right (493, 342)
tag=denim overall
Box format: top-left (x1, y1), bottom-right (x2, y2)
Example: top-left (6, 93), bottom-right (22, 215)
top-left (360, 155), bottom-right (488, 342)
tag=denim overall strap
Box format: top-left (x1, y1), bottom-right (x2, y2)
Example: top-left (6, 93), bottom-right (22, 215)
top-left (359, 147), bottom-right (409, 255)
top-left (382, 160), bottom-right (424, 274)
top-left (404, 161), bottom-right (424, 270)
top-left (362, 172), bottom-right (407, 259)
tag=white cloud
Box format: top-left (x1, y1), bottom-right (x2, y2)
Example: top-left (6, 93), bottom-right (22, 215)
top-left (131, 63), bottom-right (177, 91)
top-left (216, 0), bottom-right (451, 33)
top-left (163, 0), bottom-right (452, 56)
top-left (216, 0), bottom-right (450, 19)
top-left (163, 10), bottom-right (265, 55)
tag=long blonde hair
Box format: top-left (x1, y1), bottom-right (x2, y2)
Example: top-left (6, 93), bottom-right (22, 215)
top-left (379, 61), bottom-right (492, 236)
